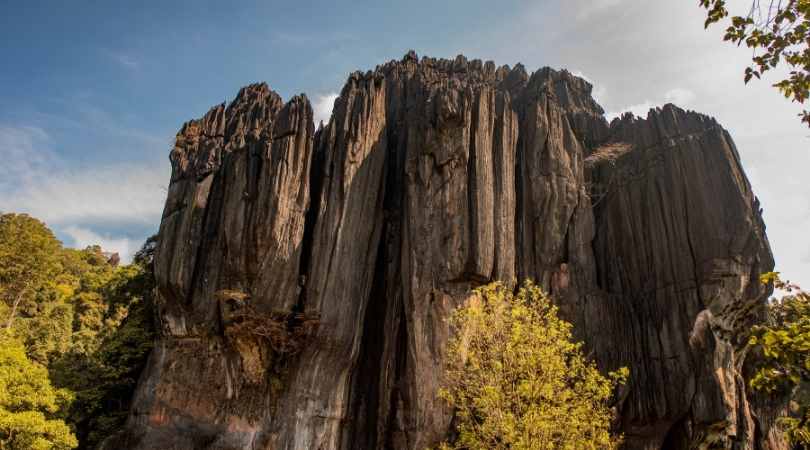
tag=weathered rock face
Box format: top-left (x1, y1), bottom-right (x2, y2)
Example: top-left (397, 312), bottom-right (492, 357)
top-left (110, 53), bottom-right (784, 450)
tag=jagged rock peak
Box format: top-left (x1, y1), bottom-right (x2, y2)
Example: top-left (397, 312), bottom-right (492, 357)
top-left (342, 51), bottom-right (603, 110)
top-left (108, 53), bottom-right (784, 450)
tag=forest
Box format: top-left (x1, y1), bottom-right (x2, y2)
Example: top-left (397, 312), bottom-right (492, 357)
top-left (0, 213), bottom-right (155, 449)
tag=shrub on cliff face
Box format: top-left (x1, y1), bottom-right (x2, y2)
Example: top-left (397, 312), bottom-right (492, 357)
top-left (438, 281), bottom-right (628, 450)
top-left (215, 289), bottom-right (319, 392)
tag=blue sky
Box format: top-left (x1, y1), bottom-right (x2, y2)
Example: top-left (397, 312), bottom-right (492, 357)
top-left (1, 1), bottom-right (808, 285)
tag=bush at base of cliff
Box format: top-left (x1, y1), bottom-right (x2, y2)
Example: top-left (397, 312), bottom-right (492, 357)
top-left (0, 332), bottom-right (77, 450)
top-left (438, 281), bottom-right (628, 450)
top-left (750, 272), bottom-right (810, 448)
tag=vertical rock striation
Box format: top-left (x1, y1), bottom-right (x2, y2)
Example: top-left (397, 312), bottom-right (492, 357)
top-left (110, 53), bottom-right (783, 450)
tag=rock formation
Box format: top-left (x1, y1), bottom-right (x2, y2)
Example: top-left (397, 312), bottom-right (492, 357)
top-left (108, 52), bottom-right (784, 450)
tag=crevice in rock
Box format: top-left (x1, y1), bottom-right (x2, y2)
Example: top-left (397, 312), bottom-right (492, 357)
top-left (661, 413), bottom-right (692, 450)
top-left (681, 168), bottom-right (706, 310)
top-left (271, 129), bottom-right (298, 141)
top-left (295, 128), bottom-right (327, 314)
top-left (514, 125), bottom-right (526, 281)
top-left (466, 91), bottom-right (480, 280)
top-left (383, 296), bottom-right (409, 450)
top-left (188, 167), bottom-right (224, 315)
top-left (342, 221), bottom-right (390, 449)
top-left (243, 143), bottom-right (263, 289)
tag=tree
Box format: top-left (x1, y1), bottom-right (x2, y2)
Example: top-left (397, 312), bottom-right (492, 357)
top-left (60, 246), bottom-right (119, 355)
top-left (438, 281), bottom-right (628, 450)
top-left (50, 236), bottom-right (157, 449)
top-left (0, 215), bottom-right (159, 448)
top-left (699, 0), bottom-right (810, 128)
top-left (0, 214), bottom-right (63, 330)
top-left (0, 332), bottom-right (77, 450)
top-left (748, 272), bottom-right (809, 447)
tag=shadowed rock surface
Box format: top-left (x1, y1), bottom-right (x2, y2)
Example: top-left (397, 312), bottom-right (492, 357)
top-left (107, 52), bottom-right (784, 450)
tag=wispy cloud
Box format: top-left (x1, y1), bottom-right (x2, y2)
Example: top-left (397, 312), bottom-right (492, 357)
top-left (0, 125), bottom-right (55, 190)
top-left (270, 31), bottom-right (356, 48)
top-left (102, 49), bottom-right (140, 70)
top-left (72, 102), bottom-right (164, 148)
top-left (0, 123), bottom-right (168, 264)
top-left (663, 88), bottom-right (696, 106)
top-left (63, 226), bottom-right (142, 263)
top-left (605, 101), bottom-right (655, 121)
top-left (571, 70), bottom-right (608, 105)
top-left (313, 92), bottom-right (339, 126)
top-left (573, 0), bottom-right (630, 21)
top-left (1, 160), bottom-right (169, 226)
top-left (605, 88), bottom-right (696, 121)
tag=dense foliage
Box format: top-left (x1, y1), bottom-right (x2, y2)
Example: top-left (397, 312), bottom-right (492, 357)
top-left (0, 214), bottom-right (63, 332)
top-left (438, 281), bottom-right (628, 450)
top-left (750, 272), bottom-right (810, 447)
top-left (0, 333), bottom-right (77, 450)
top-left (0, 213), bottom-right (156, 449)
top-left (699, 0), bottom-right (810, 127)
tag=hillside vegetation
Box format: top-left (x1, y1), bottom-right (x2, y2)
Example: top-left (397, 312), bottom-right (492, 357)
top-left (0, 213), bottom-right (155, 449)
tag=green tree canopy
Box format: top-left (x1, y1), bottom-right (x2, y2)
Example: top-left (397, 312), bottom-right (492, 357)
top-left (0, 214), bottom-right (158, 448)
top-left (0, 332), bottom-right (77, 450)
top-left (0, 214), bottom-right (63, 330)
top-left (438, 281), bottom-right (627, 450)
top-left (50, 235), bottom-right (157, 449)
top-left (0, 222), bottom-right (122, 365)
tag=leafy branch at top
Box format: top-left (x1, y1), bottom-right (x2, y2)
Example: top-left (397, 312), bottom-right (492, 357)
top-left (699, 0), bottom-right (810, 128)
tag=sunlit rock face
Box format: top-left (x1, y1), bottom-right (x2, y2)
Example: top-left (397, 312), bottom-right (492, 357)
top-left (107, 52), bottom-right (784, 450)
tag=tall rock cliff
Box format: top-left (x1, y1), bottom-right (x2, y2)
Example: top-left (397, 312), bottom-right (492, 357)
top-left (109, 53), bottom-right (783, 450)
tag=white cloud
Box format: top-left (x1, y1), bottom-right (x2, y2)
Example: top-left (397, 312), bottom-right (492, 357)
top-left (63, 226), bottom-right (140, 264)
top-left (571, 70), bottom-right (608, 105)
top-left (0, 126), bottom-right (55, 190)
top-left (0, 124), bottom-right (168, 264)
top-left (605, 101), bottom-right (655, 122)
top-left (663, 88), bottom-right (696, 106)
top-left (103, 49), bottom-right (139, 70)
top-left (605, 88), bottom-right (695, 121)
top-left (1, 162), bottom-right (169, 226)
top-left (574, 0), bottom-right (629, 21)
top-left (0, 124), bottom-right (168, 225)
top-left (313, 92), bottom-right (339, 126)
top-left (741, 135), bottom-right (810, 288)
top-left (570, 70), bottom-right (593, 83)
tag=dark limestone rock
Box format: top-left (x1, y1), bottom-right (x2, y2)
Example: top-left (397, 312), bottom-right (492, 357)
top-left (109, 54), bottom-right (784, 450)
